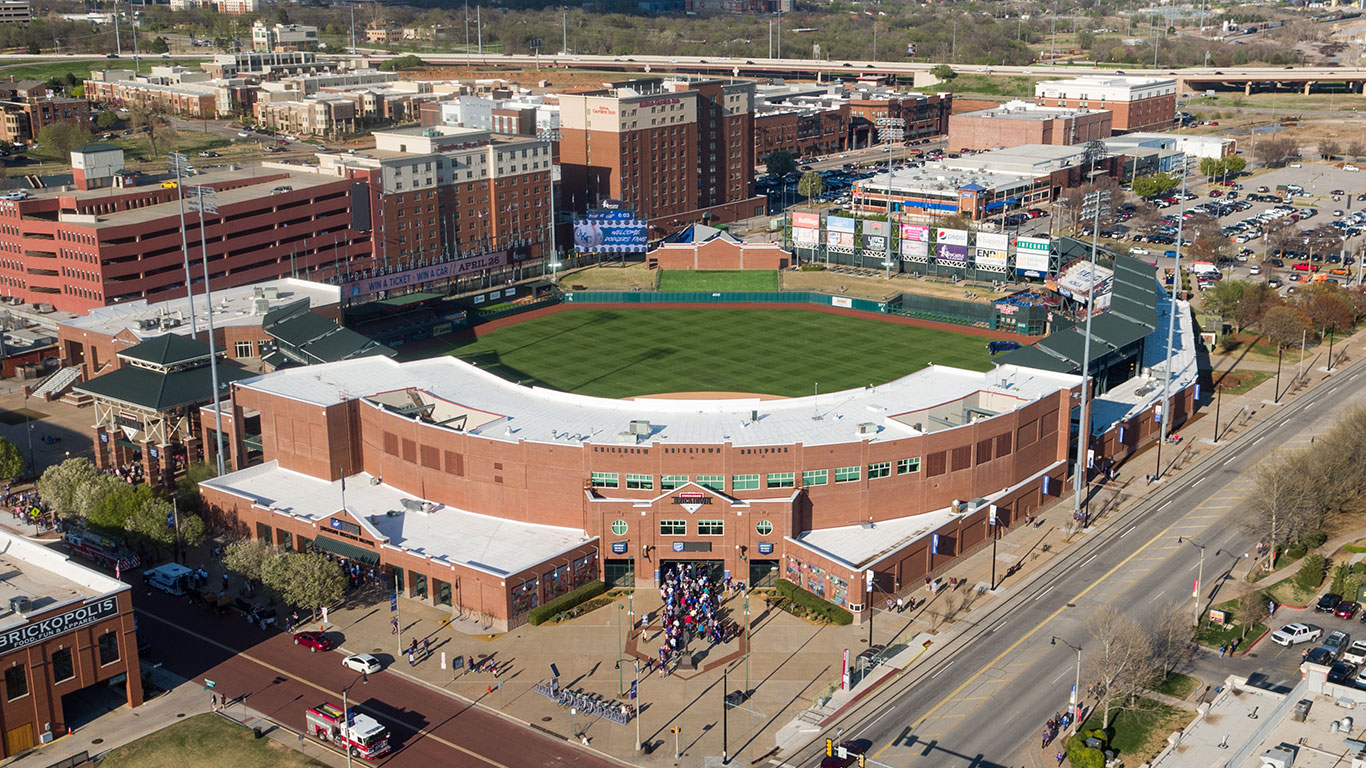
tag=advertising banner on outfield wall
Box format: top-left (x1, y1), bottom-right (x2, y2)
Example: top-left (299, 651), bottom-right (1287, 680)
top-left (901, 224), bottom-right (930, 242)
top-left (1014, 236), bottom-right (1051, 277)
top-left (974, 249), bottom-right (1008, 269)
top-left (864, 235), bottom-right (887, 251)
top-left (862, 220), bottom-right (889, 237)
top-left (791, 212), bottom-right (821, 230)
top-left (827, 216), bottom-right (856, 233)
top-left (936, 244), bottom-right (969, 266)
top-left (901, 240), bottom-right (930, 262)
top-left (827, 230), bottom-right (855, 249)
top-left (976, 232), bottom-right (1009, 251)
top-left (935, 228), bottom-right (969, 247)
top-left (793, 226), bottom-right (819, 246)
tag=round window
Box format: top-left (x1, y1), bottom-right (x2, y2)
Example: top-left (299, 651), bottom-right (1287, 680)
top-left (756, 520), bottom-right (773, 536)
top-left (611, 520), bottom-right (628, 536)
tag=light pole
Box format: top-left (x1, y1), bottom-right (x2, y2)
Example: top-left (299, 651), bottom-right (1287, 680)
top-left (169, 152), bottom-right (199, 337)
top-left (1050, 637), bottom-right (1083, 733)
top-left (341, 671), bottom-right (368, 768)
top-left (1178, 536), bottom-right (1215, 626)
top-left (876, 117), bottom-right (904, 280)
top-left (187, 184), bottom-right (225, 476)
top-left (538, 127), bottom-right (562, 282)
top-left (1075, 189), bottom-right (1110, 518)
top-left (988, 504), bottom-right (999, 589)
top-left (634, 658), bottom-right (642, 754)
top-left (1155, 172), bottom-right (1187, 482)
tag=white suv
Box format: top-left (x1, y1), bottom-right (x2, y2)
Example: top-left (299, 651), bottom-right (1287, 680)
top-left (1271, 622), bottom-right (1323, 647)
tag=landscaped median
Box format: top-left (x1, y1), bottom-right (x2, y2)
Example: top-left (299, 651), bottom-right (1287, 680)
top-left (98, 713), bottom-right (324, 768)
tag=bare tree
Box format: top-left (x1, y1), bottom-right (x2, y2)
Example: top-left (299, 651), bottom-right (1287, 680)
top-left (1237, 590), bottom-right (1270, 639)
top-left (1085, 606), bottom-right (1157, 729)
top-left (128, 104), bottom-right (176, 158)
top-left (1147, 602), bottom-right (1196, 678)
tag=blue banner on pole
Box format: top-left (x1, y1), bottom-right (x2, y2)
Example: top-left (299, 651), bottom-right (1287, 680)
top-left (630, 680), bottom-right (637, 700)
top-left (390, 594), bottom-right (398, 612)
top-left (550, 663), bottom-right (560, 679)
top-left (931, 533), bottom-right (940, 555)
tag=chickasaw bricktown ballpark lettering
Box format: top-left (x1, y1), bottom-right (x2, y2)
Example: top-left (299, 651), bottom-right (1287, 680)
top-left (0, 597), bottom-right (119, 654)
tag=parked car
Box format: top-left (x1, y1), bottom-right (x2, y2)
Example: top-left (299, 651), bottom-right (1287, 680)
top-left (1337, 602), bottom-right (1360, 620)
top-left (1271, 623), bottom-right (1324, 646)
top-left (1330, 661), bottom-right (1358, 683)
top-left (1326, 631), bottom-right (1354, 658)
top-left (293, 631), bottom-right (333, 652)
top-left (1342, 640), bottom-right (1366, 665)
top-left (342, 654), bottom-right (383, 674)
top-left (1317, 593), bottom-right (1344, 613)
top-left (1305, 646), bottom-right (1336, 666)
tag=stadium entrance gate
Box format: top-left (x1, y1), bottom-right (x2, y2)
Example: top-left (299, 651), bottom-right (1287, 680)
top-left (749, 560), bottom-right (779, 588)
top-left (657, 560), bottom-right (725, 586)
top-left (605, 558), bottom-right (635, 588)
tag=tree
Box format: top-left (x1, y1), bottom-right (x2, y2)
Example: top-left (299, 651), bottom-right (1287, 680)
top-left (765, 150), bottom-right (796, 177)
top-left (1253, 137), bottom-right (1300, 168)
top-left (1349, 140), bottom-right (1366, 160)
top-left (1085, 606), bottom-right (1156, 729)
top-left (1201, 279), bottom-right (1246, 320)
top-left (223, 538), bottom-right (274, 584)
top-left (930, 63), bottom-right (957, 80)
top-left (177, 512), bottom-right (208, 552)
top-left (38, 457), bottom-right (100, 519)
top-left (262, 552), bottom-right (346, 619)
top-left (125, 496), bottom-right (176, 556)
top-left (1261, 305), bottom-right (1312, 348)
top-left (149, 36), bottom-right (170, 54)
top-left (1237, 590), bottom-right (1270, 639)
top-left (0, 437), bottom-right (22, 481)
top-left (1131, 172), bottom-right (1178, 199)
top-left (796, 170), bottom-right (824, 203)
top-left (1303, 292), bottom-right (1354, 336)
top-left (378, 54), bottom-right (423, 71)
top-left (1198, 157), bottom-right (1220, 179)
top-left (127, 104), bottom-right (174, 158)
top-left (1319, 139), bottom-right (1342, 160)
top-left (1236, 281), bottom-right (1280, 331)
top-left (94, 110), bottom-right (119, 130)
top-left (36, 122), bottom-right (91, 160)
top-left (1147, 602), bottom-right (1196, 677)
top-left (86, 481), bottom-right (156, 533)
top-left (1223, 155), bottom-right (1247, 177)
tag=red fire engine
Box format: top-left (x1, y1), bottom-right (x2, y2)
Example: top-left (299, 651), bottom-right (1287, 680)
top-left (63, 527), bottom-right (139, 572)
top-left (305, 702), bottom-right (390, 760)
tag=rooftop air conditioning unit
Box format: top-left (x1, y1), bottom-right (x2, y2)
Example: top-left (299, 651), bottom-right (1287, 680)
top-left (252, 298), bottom-right (271, 315)
top-left (628, 420), bottom-right (652, 436)
top-left (856, 422), bottom-right (877, 436)
top-left (9, 596), bottom-right (31, 615)
top-left (1261, 744), bottom-right (1296, 768)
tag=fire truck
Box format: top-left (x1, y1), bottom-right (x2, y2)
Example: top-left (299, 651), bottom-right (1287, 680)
top-left (305, 702), bottom-right (390, 760)
top-left (63, 527), bottom-right (139, 572)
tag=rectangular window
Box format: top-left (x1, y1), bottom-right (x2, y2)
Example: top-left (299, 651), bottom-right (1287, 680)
top-left (51, 648), bottom-right (73, 682)
top-left (659, 519), bottom-right (686, 536)
top-left (834, 466), bottom-right (861, 484)
top-left (97, 632), bottom-right (119, 666)
top-left (766, 472), bottom-right (795, 489)
top-left (233, 340), bottom-right (253, 357)
top-left (696, 475), bottom-right (724, 491)
top-left (661, 475), bottom-right (687, 491)
top-left (802, 469), bottom-right (828, 487)
top-left (897, 457), bottom-right (921, 475)
top-left (4, 665), bottom-right (24, 700)
top-left (590, 472), bottom-right (619, 489)
top-left (697, 520), bottom-right (724, 536)
top-left (731, 474), bottom-right (759, 491)
top-left (868, 462), bottom-right (891, 479)
top-left (625, 473), bottom-right (653, 490)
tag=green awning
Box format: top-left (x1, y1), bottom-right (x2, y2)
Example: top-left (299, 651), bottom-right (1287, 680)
top-left (312, 534), bottom-right (380, 565)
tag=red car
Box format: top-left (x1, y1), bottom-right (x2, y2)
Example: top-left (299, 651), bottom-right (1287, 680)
top-left (293, 631), bottom-right (333, 652)
top-left (1208, 189), bottom-right (1223, 197)
top-left (1336, 601), bottom-right (1360, 619)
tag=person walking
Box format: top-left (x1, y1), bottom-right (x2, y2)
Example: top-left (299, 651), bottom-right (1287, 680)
top-left (896, 596), bottom-right (905, 613)
top-left (423, 637), bottom-right (430, 659)
top-left (391, 617), bottom-right (399, 634)
top-left (407, 649), bottom-right (415, 667)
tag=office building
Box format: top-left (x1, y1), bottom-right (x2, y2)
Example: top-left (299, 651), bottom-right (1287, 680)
top-left (1034, 75), bottom-right (1178, 133)
top-left (948, 100), bottom-right (1112, 152)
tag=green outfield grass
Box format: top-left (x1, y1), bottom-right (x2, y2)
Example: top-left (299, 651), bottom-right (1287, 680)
top-left (657, 269), bottom-right (780, 292)
top-left (426, 308), bottom-right (992, 398)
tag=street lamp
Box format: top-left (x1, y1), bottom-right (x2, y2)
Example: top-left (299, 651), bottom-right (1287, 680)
top-left (1074, 189), bottom-right (1110, 519)
top-left (1155, 171), bottom-right (1188, 482)
top-left (876, 117), bottom-right (905, 280)
top-left (1178, 536), bottom-right (1218, 626)
top-left (187, 184), bottom-right (225, 477)
top-left (169, 152), bottom-right (200, 337)
top-left (1050, 636), bottom-right (1083, 733)
top-left (341, 671), bottom-right (368, 768)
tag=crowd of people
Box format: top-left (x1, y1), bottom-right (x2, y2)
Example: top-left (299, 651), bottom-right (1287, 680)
top-left (653, 564), bottom-right (738, 673)
top-left (6, 485), bottom-right (55, 532)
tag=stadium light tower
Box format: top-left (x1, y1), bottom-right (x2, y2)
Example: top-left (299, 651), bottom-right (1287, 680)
top-left (188, 184), bottom-right (226, 477)
top-left (876, 117), bottom-right (904, 280)
top-left (169, 152), bottom-right (199, 338)
top-left (538, 126), bottom-right (562, 282)
top-left (1073, 188), bottom-right (1110, 518)
top-left (1155, 171), bottom-right (1187, 482)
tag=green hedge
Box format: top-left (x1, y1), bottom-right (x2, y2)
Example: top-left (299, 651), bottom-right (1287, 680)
top-left (775, 578), bottom-right (853, 625)
top-left (1066, 730), bottom-right (1107, 768)
top-left (528, 580), bottom-right (608, 626)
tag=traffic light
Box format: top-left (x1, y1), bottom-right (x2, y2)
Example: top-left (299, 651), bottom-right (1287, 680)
top-left (826, 738), bottom-right (834, 756)
top-left (857, 754), bottom-right (868, 768)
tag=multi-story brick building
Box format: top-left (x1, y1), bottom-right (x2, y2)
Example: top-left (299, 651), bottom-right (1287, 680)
top-left (253, 97), bottom-right (357, 138)
top-left (754, 104), bottom-right (849, 162)
top-left (0, 532), bottom-right (141, 758)
top-left (557, 78), bottom-right (763, 228)
top-left (316, 125), bottom-right (553, 269)
top-left (1034, 75), bottom-right (1178, 133)
top-left (84, 69), bottom-right (219, 119)
top-left (0, 79), bottom-right (89, 145)
top-left (251, 22), bottom-right (319, 53)
top-left (0, 146), bottom-right (371, 314)
top-left (948, 100), bottom-right (1112, 152)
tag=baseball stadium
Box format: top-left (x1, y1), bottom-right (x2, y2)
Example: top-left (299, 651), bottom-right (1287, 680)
top-left (194, 236), bottom-right (1198, 629)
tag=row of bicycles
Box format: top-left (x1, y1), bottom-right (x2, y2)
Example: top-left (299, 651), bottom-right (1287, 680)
top-left (534, 681), bottom-right (632, 725)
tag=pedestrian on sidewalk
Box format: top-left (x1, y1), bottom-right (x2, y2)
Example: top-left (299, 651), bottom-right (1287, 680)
top-left (1219, 644), bottom-right (1226, 658)
top-left (210, 693), bottom-right (218, 712)
top-left (1057, 751), bottom-right (1065, 766)
top-left (423, 637), bottom-right (430, 659)
top-left (391, 617), bottom-right (399, 635)
top-left (408, 649), bottom-right (415, 667)
top-left (896, 596), bottom-right (905, 613)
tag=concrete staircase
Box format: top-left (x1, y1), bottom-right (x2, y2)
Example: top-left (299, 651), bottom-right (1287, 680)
top-left (31, 366), bottom-right (80, 402)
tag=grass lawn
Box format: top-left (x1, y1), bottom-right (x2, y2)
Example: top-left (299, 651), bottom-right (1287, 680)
top-left (1081, 698), bottom-right (1191, 762)
top-left (930, 74), bottom-right (1045, 98)
top-left (99, 713), bottom-right (325, 768)
top-left (560, 263), bottom-right (656, 291)
top-left (1263, 573), bottom-right (1323, 608)
top-left (421, 308), bottom-right (992, 398)
top-left (1212, 369), bottom-right (1272, 396)
top-left (0, 58), bottom-right (205, 85)
top-left (1155, 672), bottom-right (1200, 700)
top-left (1196, 617), bottom-right (1268, 650)
top-left (658, 269), bottom-right (780, 292)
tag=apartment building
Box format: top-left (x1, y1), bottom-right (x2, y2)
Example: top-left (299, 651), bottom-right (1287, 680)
top-left (84, 68), bottom-right (219, 119)
top-left (557, 78), bottom-right (762, 227)
top-left (316, 125), bottom-right (553, 267)
top-left (1034, 76), bottom-right (1178, 133)
top-left (0, 146), bottom-right (371, 313)
top-left (170, 0), bottom-right (257, 13)
top-left (845, 86), bottom-right (953, 147)
top-left (251, 21), bottom-right (320, 53)
top-left (0, 0), bottom-right (31, 23)
top-left (0, 79), bottom-right (89, 145)
top-left (253, 97), bottom-right (357, 137)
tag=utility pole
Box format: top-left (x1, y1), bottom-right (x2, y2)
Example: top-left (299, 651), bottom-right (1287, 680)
top-left (876, 117), bottom-right (904, 280)
top-left (1155, 172), bottom-right (1186, 481)
top-left (114, 0), bottom-right (121, 56)
top-left (187, 185), bottom-right (225, 476)
top-left (169, 153), bottom-right (199, 338)
top-left (721, 668), bottom-right (729, 764)
top-left (1075, 188), bottom-right (1109, 518)
top-left (349, 5), bottom-right (356, 57)
top-left (477, 7), bottom-right (482, 55)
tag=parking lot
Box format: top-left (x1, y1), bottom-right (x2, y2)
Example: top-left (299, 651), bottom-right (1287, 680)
top-left (1259, 593), bottom-right (1366, 689)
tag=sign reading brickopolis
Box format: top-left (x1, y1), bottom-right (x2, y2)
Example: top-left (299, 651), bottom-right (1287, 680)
top-left (0, 597), bottom-right (119, 654)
